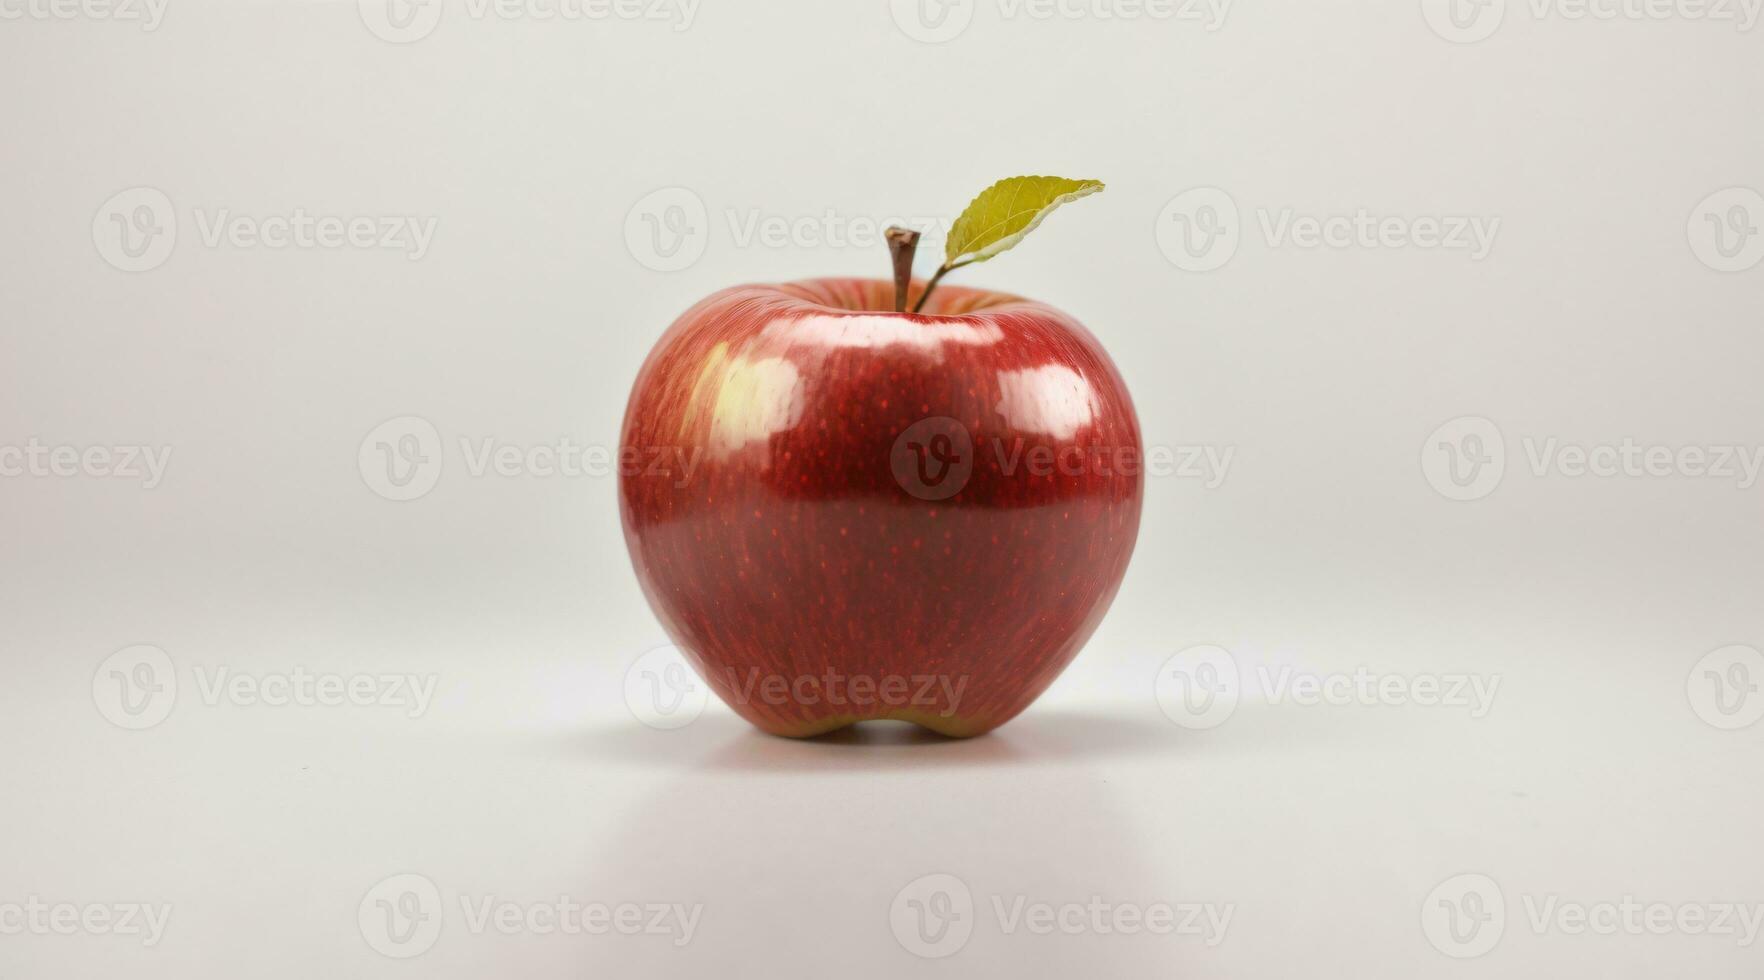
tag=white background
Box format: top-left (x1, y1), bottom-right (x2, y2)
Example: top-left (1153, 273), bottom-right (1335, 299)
top-left (3, 0), bottom-right (1763, 975)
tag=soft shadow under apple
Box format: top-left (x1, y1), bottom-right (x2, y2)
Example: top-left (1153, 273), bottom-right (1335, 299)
top-left (544, 705), bottom-right (1195, 774)
top-left (557, 714), bottom-right (1203, 978)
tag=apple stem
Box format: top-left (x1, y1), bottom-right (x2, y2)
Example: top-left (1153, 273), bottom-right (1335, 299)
top-left (885, 227), bottom-right (921, 313)
top-left (909, 264), bottom-right (953, 314)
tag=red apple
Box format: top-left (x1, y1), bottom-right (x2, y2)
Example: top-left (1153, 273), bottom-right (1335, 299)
top-left (619, 277), bottom-right (1142, 737)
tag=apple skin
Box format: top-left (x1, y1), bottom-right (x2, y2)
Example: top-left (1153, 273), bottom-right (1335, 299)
top-left (618, 277), bottom-right (1142, 737)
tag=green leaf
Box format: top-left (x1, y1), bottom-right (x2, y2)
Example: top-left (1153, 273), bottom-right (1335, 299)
top-left (943, 176), bottom-right (1104, 268)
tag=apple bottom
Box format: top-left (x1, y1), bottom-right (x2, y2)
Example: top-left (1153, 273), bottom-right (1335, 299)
top-left (652, 573), bottom-right (1125, 740)
top-left (686, 664), bottom-right (971, 737)
top-left (746, 709), bottom-right (992, 740)
top-left (697, 677), bottom-right (1037, 740)
top-left (636, 534), bottom-right (1116, 738)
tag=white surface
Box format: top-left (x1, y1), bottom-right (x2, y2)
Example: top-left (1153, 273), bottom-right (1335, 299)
top-left (3, 0), bottom-right (1763, 976)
